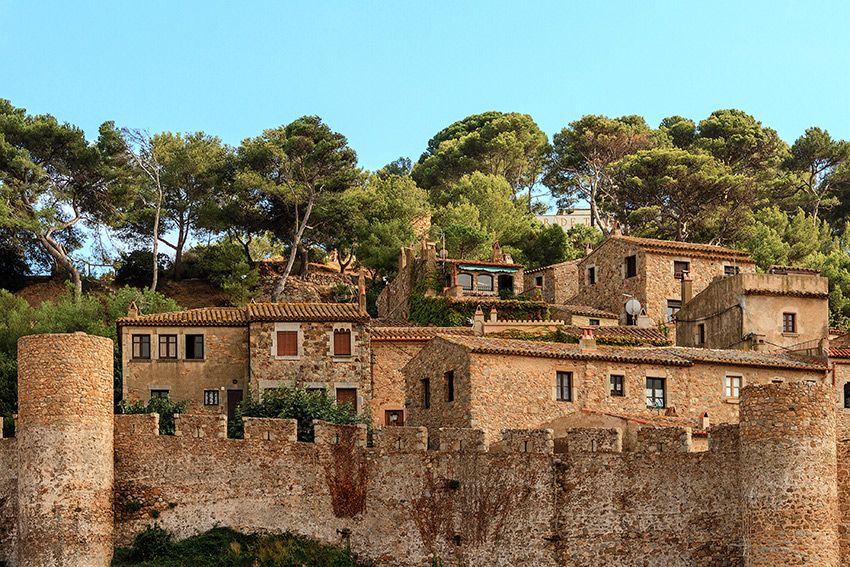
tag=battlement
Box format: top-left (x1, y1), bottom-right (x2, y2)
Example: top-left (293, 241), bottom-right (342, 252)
top-left (373, 426), bottom-right (427, 452)
top-left (636, 426), bottom-right (693, 453)
top-left (559, 427), bottom-right (623, 453)
top-left (500, 428), bottom-right (554, 454)
top-left (243, 417), bottom-right (298, 442)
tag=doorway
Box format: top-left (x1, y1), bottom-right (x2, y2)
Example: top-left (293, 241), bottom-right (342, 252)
top-left (227, 389), bottom-right (244, 421)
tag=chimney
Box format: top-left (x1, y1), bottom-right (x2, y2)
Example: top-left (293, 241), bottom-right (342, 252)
top-left (473, 305), bottom-right (485, 336)
top-left (357, 270), bottom-right (367, 314)
top-left (127, 301), bottom-right (139, 318)
top-left (579, 327), bottom-right (597, 352)
top-left (701, 411), bottom-right (710, 430)
top-left (489, 307), bottom-right (498, 323)
top-left (681, 271), bottom-right (693, 304)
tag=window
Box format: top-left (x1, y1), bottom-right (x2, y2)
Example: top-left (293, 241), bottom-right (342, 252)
top-left (589, 319), bottom-right (600, 326)
top-left (535, 275), bottom-right (544, 287)
top-left (336, 388), bottom-right (358, 411)
top-left (445, 370), bottom-right (455, 402)
top-left (844, 383), bottom-right (850, 409)
top-left (385, 409), bottom-right (404, 426)
top-left (626, 312), bottom-right (637, 326)
top-left (422, 378), bottom-right (431, 408)
top-left (185, 334), bottom-right (204, 360)
top-left (666, 300), bottom-right (682, 322)
top-left (674, 260), bottom-right (690, 279)
top-left (276, 330), bottom-right (298, 357)
top-left (132, 334), bottom-right (151, 360)
top-left (477, 274), bottom-right (493, 292)
top-left (610, 375), bottom-right (625, 397)
top-left (724, 265), bottom-right (740, 277)
top-left (587, 266), bottom-right (596, 285)
top-left (150, 389), bottom-right (169, 399)
top-left (783, 312), bottom-right (797, 334)
top-left (333, 329), bottom-right (352, 356)
top-left (203, 389), bottom-right (220, 406)
top-left (646, 378), bottom-right (666, 409)
top-left (724, 375), bottom-right (742, 398)
top-left (457, 272), bottom-right (473, 291)
top-left (696, 323), bottom-right (706, 345)
top-left (625, 255), bottom-right (637, 278)
top-left (556, 371), bottom-right (572, 401)
top-left (158, 334), bottom-right (177, 359)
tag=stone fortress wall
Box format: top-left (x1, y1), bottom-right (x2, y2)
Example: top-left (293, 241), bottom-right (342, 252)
top-left (0, 333), bottom-right (849, 566)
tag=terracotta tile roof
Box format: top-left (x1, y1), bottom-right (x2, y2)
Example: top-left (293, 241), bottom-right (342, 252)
top-left (436, 335), bottom-right (826, 371)
top-left (435, 335), bottom-right (692, 366)
top-left (247, 302), bottom-right (368, 322)
top-left (446, 259), bottom-right (524, 269)
top-left (119, 302), bottom-right (369, 327)
top-left (553, 302), bottom-right (619, 319)
top-left (767, 265), bottom-right (821, 275)
top-left (372, 326), bottom-right (475, 341)
top-left (117, 307), bottom-right (247, 327)
top-left (524, 260), bottom-right (580, 274)
top-left (563, 326), bottom-right (668, 343)
top-left (830, 348), bottom-right (850, 359)
top-left (743, 289), bottom-right (829, 299)
top-left (613, 235), bottom-right (755, 262)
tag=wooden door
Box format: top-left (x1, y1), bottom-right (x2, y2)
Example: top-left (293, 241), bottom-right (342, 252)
top-left (336, 388), bottom-right (358, 411)
top-left (227, 389), bottom-right (244, 421)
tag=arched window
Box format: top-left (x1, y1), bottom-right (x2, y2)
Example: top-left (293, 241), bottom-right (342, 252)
top-left (457, 273), bottom-right (473, 291)
top-left (477, 274), bottom-right (493, 292)
top-left (844, 383), bottom-right (850, 409)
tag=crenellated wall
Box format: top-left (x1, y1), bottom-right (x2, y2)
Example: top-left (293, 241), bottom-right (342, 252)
top-left (3, 334), bottom-right (850, 567)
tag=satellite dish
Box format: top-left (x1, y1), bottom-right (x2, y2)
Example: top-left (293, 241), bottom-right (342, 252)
top-left (625, 298), bottom-right (642, 316)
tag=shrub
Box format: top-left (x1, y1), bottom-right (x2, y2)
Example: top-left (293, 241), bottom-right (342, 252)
top-left (409, 296), bottom-right (550, 327)
top-left (117, 397), bottom-right (189, 435)
top-left (120, 525), bottom-right (173, 562)
top-left (115, 250), bottom-right (174, 288)
top-left (233, 387), bottom-right (371, 442)
top-left (183, 240), bottom-right (258, 305)
top-left (331, 282), bottom-right (355, 303)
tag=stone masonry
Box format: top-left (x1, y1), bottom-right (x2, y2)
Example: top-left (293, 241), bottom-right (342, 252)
top-left (3, 333), bottom-right (850, 567)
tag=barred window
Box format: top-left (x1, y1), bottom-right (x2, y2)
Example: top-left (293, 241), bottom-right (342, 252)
top-left (203, 390), bottom-right (220, 406)
top-left (150, 389), bottom-right (169, 399)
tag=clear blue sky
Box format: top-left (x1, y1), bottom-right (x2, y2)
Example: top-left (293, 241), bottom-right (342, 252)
top-left (3, 0), bottom-right (850, 176)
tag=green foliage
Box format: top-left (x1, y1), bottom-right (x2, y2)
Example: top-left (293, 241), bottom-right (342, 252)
top-left (112, 526), bottom-right (372, 567)
top-left (408, 296), bottom-right (550, 327)
top-left (330, 283), bottom-right (355, 303)
top-left (117, 397), bottom-right (189, 436)
top-left (115, 250), bottom-right (174, 288)
top-left (0, 238), bottom-right (30, 291)
top-left (496, 327), bottom-right (671, 347)
top-left (183, 240), bottom-right (259, 305)
top-left (233, 387), bottom-right (371, 442)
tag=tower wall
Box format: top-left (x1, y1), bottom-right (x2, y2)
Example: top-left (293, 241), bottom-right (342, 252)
top-left (739, 381), bottom-right (839, 566)
top-left (16, 333), bottom-right (114, 567)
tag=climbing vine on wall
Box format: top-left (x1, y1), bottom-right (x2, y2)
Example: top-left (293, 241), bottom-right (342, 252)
top-left (319, 432), bottom-right (369, 518)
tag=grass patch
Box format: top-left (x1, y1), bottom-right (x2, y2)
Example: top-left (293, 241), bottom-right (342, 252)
top-left (112, 526), bottom-right (372, 567)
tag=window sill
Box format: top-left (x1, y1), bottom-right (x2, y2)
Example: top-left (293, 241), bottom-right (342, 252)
top-left (781, 332), bottom-right (799, 338)
top-left (157, 359), bottom-right (178, 363)
top-left (184, 358), bottom-right (205, 362)
top-left (274, 356), bottom-right (301, 361)
top-left (332, 355), bottom-right (353, 362)
top-left (130, 358), bottom-right (152, 363)
top-left (723, 397), bottom-right (740, 404)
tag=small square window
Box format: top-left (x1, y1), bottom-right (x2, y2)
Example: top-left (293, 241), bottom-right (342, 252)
top-left (158, 335), bottom-right (177, 359)
top-left (150, 389), bottom-right (169, 399)
top-left (625, 255), bottom-right (637, 278)
top-left (132, 334), bottom-right (151, 360)
top-left (724, 265), bottom-right (740, 277)
top-left (589, 318), bottom-right (600, 326)
top-left (674, 261), bottom-right (690, 279)
top-left (186, 334), bottom-right (204, 360)
top-left (336, 388), bottom-right (358, 411)
top-left (783, 312), bottom-right (797, 334)
top-left (276, 330), bottom-right (298, 357)
top-left (203, 390), bottom-right (220, 406)
top-left (587, 266), bottom-right (596, 285)
top-left (445, 370), bottom-right (455, 402)
top-left (556, 371), bottom-right (572, 402)
top-left (724, 375), bottom-right (742, 398)
top-left (535, 275), bottom-right (544, 287)
top-left (610, 375), bottom-right (625, 397)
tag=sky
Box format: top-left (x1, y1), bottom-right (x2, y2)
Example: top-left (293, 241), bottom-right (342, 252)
top-left (3, 1), bottom-right (850, 197)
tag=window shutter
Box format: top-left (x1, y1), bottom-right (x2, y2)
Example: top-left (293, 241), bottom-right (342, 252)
top-left (334, 329), bottom-right (352, 356)
top-left (277, 331), bottom-right (298, 357)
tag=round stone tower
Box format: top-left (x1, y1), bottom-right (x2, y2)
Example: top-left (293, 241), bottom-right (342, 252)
top-left (739, 381), bottom-right (839, 567)
top-left (17, 333), bottom-right (114, 567)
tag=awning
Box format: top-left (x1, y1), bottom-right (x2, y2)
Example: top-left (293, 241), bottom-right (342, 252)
top-left (457, 264), bottom-right (519, 274)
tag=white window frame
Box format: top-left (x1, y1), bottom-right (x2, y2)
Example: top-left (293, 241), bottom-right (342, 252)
top-left (724, 374), bottom-right (743, 399)
top-left (329, 323), bottom-right (355, 360)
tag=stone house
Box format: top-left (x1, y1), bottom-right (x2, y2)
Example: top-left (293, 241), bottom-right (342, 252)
top-left (402, 333), bottom-right (827, 443)
top-left (575, 232), bottom-right (756, 327)
top-left (675, 267), bottom-right (830, 351)
top-left (119, 302), bottom-right (370, 417)
top-left (522, 260), bottom-right (580, 304)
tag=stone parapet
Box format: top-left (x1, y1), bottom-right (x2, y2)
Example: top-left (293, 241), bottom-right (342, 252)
top-left (500, 428), bottom-right (554, 454)
top-left (243, 417), bottom-right (298, 442)
top-left (636, 426), bottom-right (693, 453)
top-left (373, 426), bottom-right (428, 452)
top-left (559, 428), bottom-right (623, 453)
top-left (174, 414), bottom-right (227, 439)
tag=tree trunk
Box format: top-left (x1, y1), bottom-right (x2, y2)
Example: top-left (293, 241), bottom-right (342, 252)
top-left (271, 198), bottom-right (315, 302)
top-left (337, 248), bottom-right (352, 273)
top-left (37, 233), bottom-right (83, 303)
top-left (298, 244), bottom-right (309, 277)
top-left (150, 186), bottom-right (164, 291)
